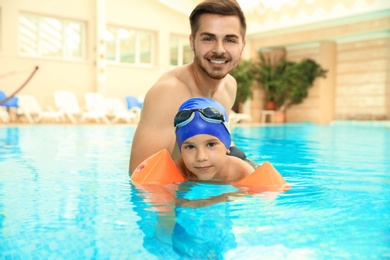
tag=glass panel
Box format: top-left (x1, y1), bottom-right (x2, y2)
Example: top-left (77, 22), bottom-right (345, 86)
top-left (39, 17), bottom-right (62, 58)
top-left (170, 35), bottom-right (179, 66)
top-left (170, 35), bottom-right (192, 66)
top-left (120, 29), bottom-right (135, 63)
top-left (183, 44), bottom-right (192, 64)
top-left (65, 22), bottom-right (83, 58)
top-left (105, 28), bottom-right (116, 61)
top-left (19, 15), bottom-right (39, 55)
top-left (139, 32), bottom-right (152, 64)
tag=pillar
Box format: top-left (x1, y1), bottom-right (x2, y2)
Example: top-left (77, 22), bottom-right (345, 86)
top-left (319, 42), bottom-right (336, 124)
top-left (96, 0), bottom-right (107, 93)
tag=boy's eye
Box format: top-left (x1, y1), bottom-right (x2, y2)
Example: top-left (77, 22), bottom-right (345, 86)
top-left (184, 144), bottom-right (195, 150)
top-left (207, 142), bottom-right (217, 147)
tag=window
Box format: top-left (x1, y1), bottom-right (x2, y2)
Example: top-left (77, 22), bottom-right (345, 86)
top-left (18, 13), bottom-right (85, 59)
top-left (106, 26), bottom-right (154, 66)
top-left (170, 35), bottom-right (192, 66)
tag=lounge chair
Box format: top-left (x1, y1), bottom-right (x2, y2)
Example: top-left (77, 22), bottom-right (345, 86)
top-left (229, 110), bottom-right (252, 124)
top-left (125, 95), bottom-right (143, 109)
top-left (54, 90), bottom-right (109, 124)
top-left (104, 97), bottom-right (139, 123)
top-left (0, 107), bottom-right (9, 123)
top-left (84, 92), bottom-right (110, 124)
top-left (16, 95), bottom-right (64, 123)
top-left (0, 90), bottom-right (19, 122)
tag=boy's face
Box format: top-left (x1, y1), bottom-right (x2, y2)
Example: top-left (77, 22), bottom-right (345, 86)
top-left (190, 14), bottom-right (246, 80)
top-left (181, 134), bottom-right (229, 181)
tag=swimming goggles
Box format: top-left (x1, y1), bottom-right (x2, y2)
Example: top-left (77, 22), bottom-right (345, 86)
top-left (174, 107), bottom-right (226, 127)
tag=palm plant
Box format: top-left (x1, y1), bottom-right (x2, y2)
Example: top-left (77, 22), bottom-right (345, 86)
top-left (253, 52), bottom-right (327, 112)
top-left (230, 59), bottom-right (255, 104)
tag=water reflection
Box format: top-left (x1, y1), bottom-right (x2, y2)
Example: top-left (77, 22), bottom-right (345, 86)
top-left (130, 181), bottom-right (247, 259)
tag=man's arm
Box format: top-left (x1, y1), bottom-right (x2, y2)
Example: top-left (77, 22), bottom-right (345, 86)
top-left (129, 84), bottom-right (181, 174)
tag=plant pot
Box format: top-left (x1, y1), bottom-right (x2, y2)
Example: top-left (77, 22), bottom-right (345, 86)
top-left (274, 111), bottom-right (285, 123)
top-left (265, 101), bottom-right (276, 110)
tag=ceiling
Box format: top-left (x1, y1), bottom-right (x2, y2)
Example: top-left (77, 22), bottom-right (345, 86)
top-left (155, 0), bottom-right (390, 37)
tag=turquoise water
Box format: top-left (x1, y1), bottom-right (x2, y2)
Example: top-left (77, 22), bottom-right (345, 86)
top-left (0, 123), bottom-right (389, 259)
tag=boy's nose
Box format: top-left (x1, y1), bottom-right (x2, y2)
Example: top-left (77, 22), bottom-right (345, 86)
top-left (196, 148), bottom-right (208, 162)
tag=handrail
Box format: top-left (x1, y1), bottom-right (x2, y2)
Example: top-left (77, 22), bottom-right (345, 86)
top-left (0, 66), bottom-right (39, 105)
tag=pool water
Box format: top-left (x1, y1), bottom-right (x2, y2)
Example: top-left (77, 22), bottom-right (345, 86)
top-left (0, 123), bottom-right (389, 259)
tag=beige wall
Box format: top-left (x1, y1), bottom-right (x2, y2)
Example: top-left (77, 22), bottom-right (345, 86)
top-left (0, 0), bottom-right (189, 107)
top-left (105, 0), bottom-right (190, 98)
top-left (336, 37), bottom-right (390, 120)
top-left (249, 7), bottom-right (390, 123)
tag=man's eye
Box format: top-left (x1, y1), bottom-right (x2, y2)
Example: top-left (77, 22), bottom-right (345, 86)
top-left (184, 145), bottom-right (195, 150)
top-left (202, 37), bottom-right (213, 41)
top-left (226, 38), bottom-right (237, 44)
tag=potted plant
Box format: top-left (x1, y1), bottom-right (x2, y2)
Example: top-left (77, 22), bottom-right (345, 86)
top-left (276, 58), bottom-right (327, 113)
top-left (253, 52), bottom-right (327, 122)
top-left (252, 53), bottom-right (287, 110)
top-left (230, 59), bottom-right (255, 109)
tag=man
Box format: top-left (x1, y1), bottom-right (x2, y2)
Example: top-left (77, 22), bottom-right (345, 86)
top-left (129, 0), bottom-right (247, 174)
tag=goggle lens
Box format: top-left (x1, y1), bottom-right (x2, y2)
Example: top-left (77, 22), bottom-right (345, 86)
top-left (174, 107), bottom-right (225, 127)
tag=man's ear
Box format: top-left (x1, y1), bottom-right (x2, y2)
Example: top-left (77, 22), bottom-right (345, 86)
top-left (226, 149), bottom-right (231, 155)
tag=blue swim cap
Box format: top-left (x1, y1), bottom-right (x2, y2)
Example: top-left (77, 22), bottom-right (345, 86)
top-left (175, 98), bottom-right (231, 150)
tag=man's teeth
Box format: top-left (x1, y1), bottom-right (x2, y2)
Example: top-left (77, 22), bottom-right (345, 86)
top-left (210, 60), bottom-right (226, 64)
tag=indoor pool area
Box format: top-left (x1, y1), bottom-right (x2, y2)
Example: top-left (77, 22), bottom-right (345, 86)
top-left (0, 123), bottom-right (389, 259)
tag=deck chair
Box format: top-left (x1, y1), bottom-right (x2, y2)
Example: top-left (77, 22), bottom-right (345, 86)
top-left (229, 110), bottom-right (252, 124)
top-left (0, 107), bottom-right (9, 123)
top-left (0, 90), bottom-right (18, 108)
top-left (125, 95), bottom-right (142, 109)
top-left (55, 90), bottom-right (108, 124)
top-left (0, 90), bottom-right (19, 122)
top-left (104, 97), bottom-right (139, 123)
top-left (84, 92), bottom-right (110, 124)
top-left (16, 95), bottom-right (64, 123)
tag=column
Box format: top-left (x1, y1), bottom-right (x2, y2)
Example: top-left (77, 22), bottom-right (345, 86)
top-left (96, 0), bottom-right (107, 94)
top-left (319, 42), bottom-right (336, 124)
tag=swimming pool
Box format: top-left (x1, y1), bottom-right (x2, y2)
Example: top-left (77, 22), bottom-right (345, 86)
top-left (0, 123), bottom-right (389, 259)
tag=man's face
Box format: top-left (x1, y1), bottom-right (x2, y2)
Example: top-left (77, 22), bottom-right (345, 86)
top-left (191, 14), bottom-right (246, 80)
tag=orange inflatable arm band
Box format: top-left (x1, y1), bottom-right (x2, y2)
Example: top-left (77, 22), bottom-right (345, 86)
top-left (232, 162), bottom-right (290, 192)
top-left (131, 149), bottom-right (187, 184)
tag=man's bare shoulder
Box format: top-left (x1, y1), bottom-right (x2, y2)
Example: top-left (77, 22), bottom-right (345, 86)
top-left (225, 73), bottom-right (238, 96)
top-left (151, 65), bottom-right (192, 91)
top-left (141, 66), bottom-right (194, 120)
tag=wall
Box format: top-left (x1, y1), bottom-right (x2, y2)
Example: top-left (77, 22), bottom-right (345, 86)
top-left (336, 37), bottom-right (390, 120)
top-left (0, 0), bottom-right (96, 106)
top-left (248, 0), bottom-right (390, 123)
top-left (105, 0), bottom-right (190, 98)
top-left (285, 46), bottom-right (322, 123)
top-left (0, 0), bottom-right (189, 108)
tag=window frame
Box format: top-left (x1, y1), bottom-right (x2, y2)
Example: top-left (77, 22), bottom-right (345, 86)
top-left (105, 25), bottom-right (155, 67)
top-left (18, 13), bottom-right (86, 61)
top-left (169, 34), bottom-right (192, 67)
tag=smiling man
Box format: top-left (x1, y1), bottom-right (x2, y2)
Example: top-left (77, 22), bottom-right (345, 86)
top-left (129, 0), bottom-right (247, 174)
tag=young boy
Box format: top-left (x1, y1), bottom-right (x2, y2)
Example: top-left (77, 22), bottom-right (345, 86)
top-left (173, 97), bottom-right (255, 183)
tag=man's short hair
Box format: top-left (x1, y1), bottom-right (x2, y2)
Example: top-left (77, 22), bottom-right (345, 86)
top-left (189, 0), bottom-right (247, 38)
